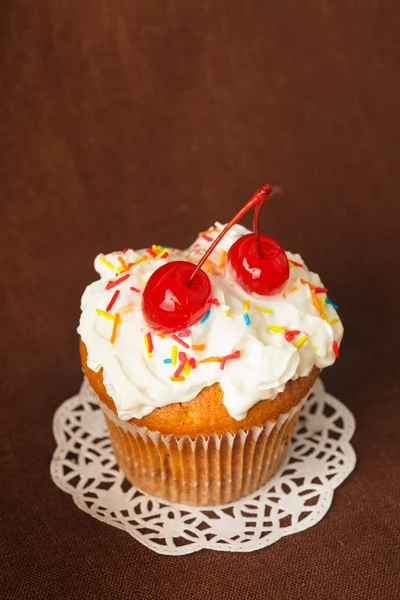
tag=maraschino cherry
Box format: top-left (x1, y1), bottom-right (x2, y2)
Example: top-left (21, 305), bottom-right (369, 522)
top-left (142, 184), bottom-right (288, 332)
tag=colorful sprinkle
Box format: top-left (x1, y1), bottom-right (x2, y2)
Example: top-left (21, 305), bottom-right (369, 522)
top-left (170, 376), bottom-right (185, 382)
top-left (105, 273), bottom-right (130, 290)
top-left (300, 279), bottom-right (328, 294)
top-left (117, 256), bottom-right (129, 271)
top-left (171, 345), bottom-right (178, 366)
top-left (192, 344), bottom-right (205, 351)
top-left (189, 357), bottom-right (197, 369)
top-left (311, 289), bottom-right (323, 315)
top-left (174, 354), bottom-right (187, 377)
top-left (220, 350), bottom-right (241, 370)
top-left (224, 309), bottom-right (230, 317)
top-left (289, 259), bottom-right (304, 268)
top-left (199, 356), bottom-right (222, 364)
top-left (285, 330), bottom-right (301, 342)
top-left (130, 286), bottom-right (140, 293)
top-left (202, 234), bottom-right (213, 242)
top-left (178, 329), bottom-right (191, 337)
top-left (106, 290), bottom-right (120, 312)
top-left (326, 298), bottom-right (339, 310)
top-left (123, 248), bottom-right (131, 254)
top-left (295, 335), bottom-right (308, 348)
top-left (212, 298), bottom-right (220, 307)
top-left (163, 358), bottom-right (172, 364)
top-left (333, 341), bottom-right (339, 357)
top-left (256, 306), bottom-right (273, 314)
top-left (268, 325), bottom-right (285, 333)
top-left (183, 360), bottom-right (191, 376)
top-left (110, 313), bottom-right (120, 344)
top-left (172, 334), bottom-right (190, 349)
top-left (244, 313), bottom-right (251, 326)
top-left (155, 247), bottom-right (169, 259)
top-left (131, 256), bottom-right (150, 267)
top-left (219, 250), bottom-right (227, 268)
top-left (243, 300), bottom-right (250, 311)
top-left (144, 333), bottom-right (153, 358)
top-left (146, 248), bottom-right (157, 257)
top-left (289, 286), bottom-right (298, 293)
top-left (329, 318), bottom-right (339, 325)
top-left (99, 256), bottom-right (115, 270)
top-left (95, 308), bottom-right (120, 322)
top-left (200, 310), bottom-right (211, 324)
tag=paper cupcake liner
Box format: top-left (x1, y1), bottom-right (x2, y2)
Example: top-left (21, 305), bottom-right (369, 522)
top-left (96, 393), bottom-right (308, 506)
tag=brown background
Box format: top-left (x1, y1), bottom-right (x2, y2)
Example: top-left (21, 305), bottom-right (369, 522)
top-left (2, 1), bottom-right (400, 599)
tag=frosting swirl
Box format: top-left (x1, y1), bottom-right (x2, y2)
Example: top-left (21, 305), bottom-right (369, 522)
top-left (78, 223), bottom-right (343, 421)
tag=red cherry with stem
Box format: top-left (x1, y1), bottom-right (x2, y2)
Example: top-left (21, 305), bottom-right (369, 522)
top-left (142, 261), bottom-right (212, 333)
top-left (142, 184), bottom-right (285, 332)
top-left (227, 188), bottom-right (289, 295)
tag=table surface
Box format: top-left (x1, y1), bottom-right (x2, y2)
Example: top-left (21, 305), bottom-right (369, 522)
top-left (2, 1), bottom-right (400, 599)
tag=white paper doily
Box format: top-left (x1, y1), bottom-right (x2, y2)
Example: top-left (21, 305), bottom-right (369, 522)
top-left (50, 378), bottom-right (356, 555)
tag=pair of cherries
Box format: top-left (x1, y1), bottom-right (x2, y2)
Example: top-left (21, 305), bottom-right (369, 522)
top-left (142, 185), bottom-right (289, 333)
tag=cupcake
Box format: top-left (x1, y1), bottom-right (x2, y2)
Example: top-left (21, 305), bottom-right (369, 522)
top-left (78, 185), bottom-right (343, 506)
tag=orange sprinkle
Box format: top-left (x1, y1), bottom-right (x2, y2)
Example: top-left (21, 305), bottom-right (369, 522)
top-left (170, 376), bottom-right (185, 382)
top-left (219, 250), bottom-right (227, 268)
top-left (311, 289), bottom-right (323, 314)
top-left (110, 313), bottom-right (120, 344)
top-left (289, 286), bottom-right (298, 293)
top-left (199, 356), bottom-right (222, 364)
top-left (132, 256), bottom-right (150, 267)
top-left (117, 256), bottom-right (129, 271)
top-left (192, 344), bottom-right (205, 351)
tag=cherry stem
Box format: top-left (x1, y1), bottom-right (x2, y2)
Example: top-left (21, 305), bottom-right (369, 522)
top-left (188, 184), bottom-right (273, 284)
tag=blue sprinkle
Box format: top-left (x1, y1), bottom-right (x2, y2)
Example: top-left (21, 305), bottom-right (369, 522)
top-left (163, 358), bottom-right (172, 364)
top-left (326, 298), bottom-right (339, 311)
top-left (200, 310), bottom-right (211, 324)
top-left (244, 312), bottom-right (251, 326)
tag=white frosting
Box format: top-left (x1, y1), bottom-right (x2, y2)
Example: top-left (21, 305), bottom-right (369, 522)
top-left (78, 223), bottom-right (343, 421)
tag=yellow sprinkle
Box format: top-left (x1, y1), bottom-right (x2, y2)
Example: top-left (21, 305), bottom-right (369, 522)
top-left (99, 256), bottom-right (115, 270)
top-left (143, 335), bottom-right (152, 359)
top-left (110, 313), bottom-right (120, 344)
top-left (155, 247), bottom-right (169, 259)
top-left (256, 306), bottom-right (273, 314)
top-left (320, 296), bottom-right (326, 312)
top-left (183, 360), bottom-right (190, 376)
top-left (96, 308), bottom-right (120, 322)
top-left (268, 325), bottom-right (285, 333)
top-left (219, 250), bottom-right (227, 268)
top-left (170, 376), bottom-right (185, 382)
top-left (171, 345), bottom-right (178, 366)
top-left (289, 286), bottom-right (298, 293)
top-left (224, 309), bottom-right (230, 317)
top-left (295, 335), bottom-right (308, 348)
top-left (243, 300), bottom-right (250, 311)
top-left (192, 344), bottom-right (205, 351)
top-left (329, 318), bottom-right (339, 325)
top-left (311, 344), bottom-right (318, 351)
top-left (152, 244), bottom-right (162, 253)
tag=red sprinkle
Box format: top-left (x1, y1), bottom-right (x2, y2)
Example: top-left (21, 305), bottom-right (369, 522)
top-left (314, 286), bottom-right (328, 293)
top-left (178, 329), bottom-right (191, 337)
top-left (172, 334), bottom-right (190, 348)
top-left (146, 332), bottom-right (154, 354)
top-left (285, 330), bottom-right (301, 342)
top-left (174, 361), bottom-right (186, 377)
top-left (189, 357), bottom-right (197, 369)
top-left (146, 248), bottom-right (157, 257)
top-left (130, 286), bottom-right (140, 293)
top-left (106, 273), bottom-right (130, 290)
top-left (178, 351), bottom-right (187, 363)
top-left (123, 248), bottom-right (130, 254)
top-left (220, 350), bottom-right (241, 370)
top-left (290, 260), bottom-right (304, 268)
top-left (333, 341), bottom-right (339, 358)
top-left (106, 290), bottom-right (120, 312)
top-left (202, 234), bottom-right (213, 242)
top-left (212, 298), bottom-right (220, 307)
